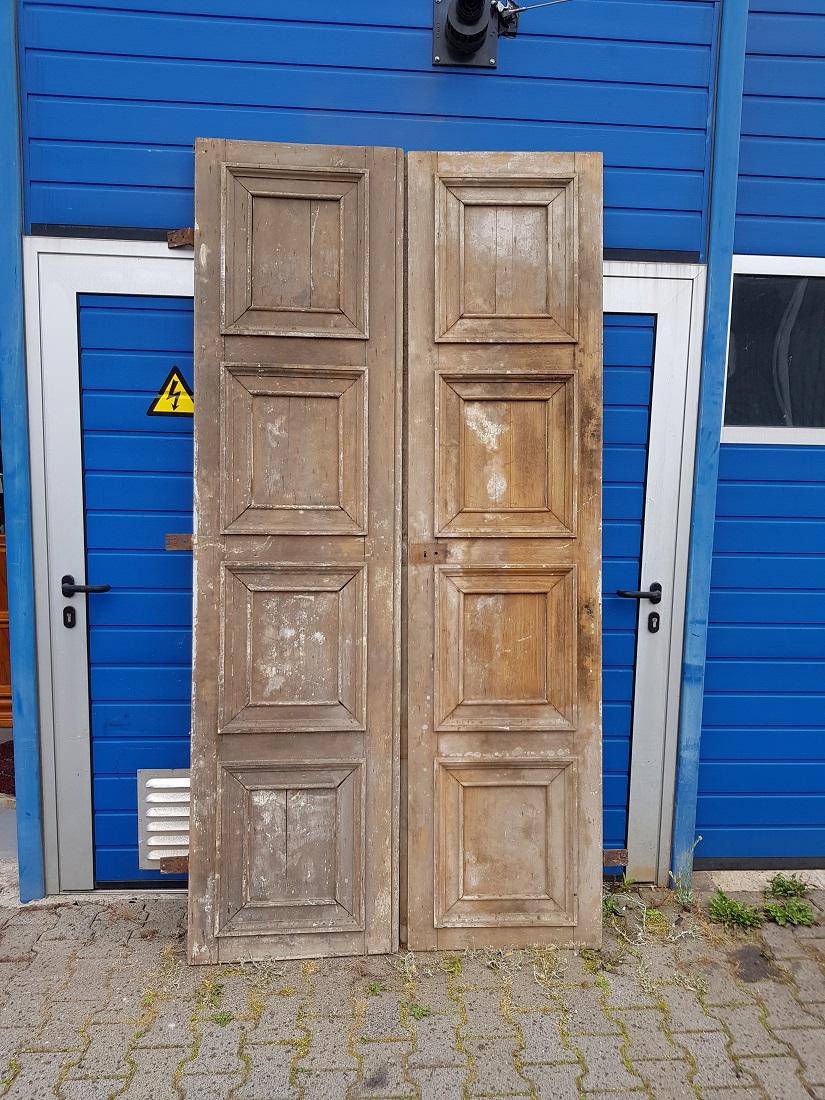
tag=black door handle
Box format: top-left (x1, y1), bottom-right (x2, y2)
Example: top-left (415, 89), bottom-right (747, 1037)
top-left (61, 574), bottom-right (111, 597)
top-left (617, 582), bottom-right (662, 605)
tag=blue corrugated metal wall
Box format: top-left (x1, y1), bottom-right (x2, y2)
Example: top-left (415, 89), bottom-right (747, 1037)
top-left (78, 296), bottom-right (652, 880)
top-left (18, 0), bottom-right (716, 254)
top-left (736, 1), bottom-right (825, 256)
top-left (697, 443), bottom-right (825, 860)
top-left (80, 293), bottom-right (192, 884)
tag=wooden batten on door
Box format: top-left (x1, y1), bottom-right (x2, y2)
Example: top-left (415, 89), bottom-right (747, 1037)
top-left (188, 141), bottom-right (603, 960)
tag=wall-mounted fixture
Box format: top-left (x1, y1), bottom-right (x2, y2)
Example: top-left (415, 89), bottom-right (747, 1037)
top-left (433, 0), bottom-right (573, 69)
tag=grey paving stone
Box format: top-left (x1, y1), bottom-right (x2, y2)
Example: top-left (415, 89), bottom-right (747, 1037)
top-left (697, 1090), bottom-right (764, 1100)
top-left (635, 1056), bottom-right (695, 1100)
top-left (523, 1062), bottom-right (581, 1100)
top-left (408, 974), bottom-right (461, 1015)
top-left (298, 1069), bottom-right (358, 1100)
top-left (181, 1021), bottom-right (247, 1076)
top-left (359, 991), bottom-right (406, 1041)
top-left (741, 1055), bottom-right (813, 1100)
top-left (618, 1008), bottom-right (680, 1061)
top-left (248, 993), bottom-right (303, 1043)
top-left (179, 1075), bottom-right (243, 1099)
top-left (560, 985), bottom-right (620, 1036)
top-left (782, 957), bottom-right (825, 1002)
top-left (302, 1019), bottom-right (357, 1072)
top-left (460, 988), bottom-right (515, 1038)
top-left (753, 980), bottom-right (820, 1029)
top-left (603, 973), bottom-right (658, 1009)
top-left (776, 1027), bottom-right (825, 1085)
top-left (518, 1012), bottom-right (577, 1064)
top-left (2, 1051), bottom-right (67, 1099)
top-left (673, 1031), bottom-right (752, 1090)
top-left (657, 983), bottom-right (720, 1032)
top-left (707, 1004), bottom-right (786, 1057)
top-left (235, 1041), bottom-right (297, 1099)
top-left (408, 1014), bottom-right (466, 1068)
top-left (574, 1034), bottom-right (644, 1092)
top-left (464, 1037), bottom-right (531, 1095)
top-left (409, 1065), bottom-right (467, 1100)
top-left (60, 1079), bottom-right (127, 1100)
top-left (22, 1020), bottom-right (87, 1053)
top-left (355, 1041), bottom-right (415, 1097)
top-left (760, 924), bottom-right (812, 959)
top-left (118, 1046), bottom-right (185, 1100)
top-left (66, 1023), bottom-right (136, 1078)
top-left (133, 997), bottom-right (192, 1047)
top-left (699, 966), bottom-right (755, 1007)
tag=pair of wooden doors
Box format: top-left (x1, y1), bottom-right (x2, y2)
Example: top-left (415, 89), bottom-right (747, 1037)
top-left (188, 140), bottom-right (602, 962)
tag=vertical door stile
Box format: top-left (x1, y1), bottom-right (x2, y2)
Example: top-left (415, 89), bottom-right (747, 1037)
top-left (406, 152), bottom-right (604, 948)
top-left (188, 140), bottom-right (403, 962)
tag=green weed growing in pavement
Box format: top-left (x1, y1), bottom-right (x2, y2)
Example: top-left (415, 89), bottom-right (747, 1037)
top-left (440, 954), bottom-right (462, 976)
top-left (405, 1003), bottom-right (432, 1020)
top-left (210, 1010), bottom-right (235, 1026)
top-left (602, 893), bottom-right (623, 919)
top-left (643, 907), bottom-right (670, 938)
top-left (766, 872), bottom-right (810, 899)
top-left (707, 890), bottom-right (763, 931)
top-left (366, 981), bottom-right (385, 996)
top-left (763, 899), bottom-right (817, 927)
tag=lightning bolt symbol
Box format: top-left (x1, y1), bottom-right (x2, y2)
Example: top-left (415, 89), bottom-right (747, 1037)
top-left (168, 379), bottom-right (180, 411)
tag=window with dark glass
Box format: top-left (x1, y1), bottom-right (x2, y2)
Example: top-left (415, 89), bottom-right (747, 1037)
top-left (725, 274), bottom-right (825, 428)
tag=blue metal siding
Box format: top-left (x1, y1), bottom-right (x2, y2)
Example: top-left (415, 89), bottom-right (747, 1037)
top-left (697, 443), bottom-right (825, 860)
top-left (77, 297), bottom-right (652, 881)
top-left (736, 2), bottom-right (825, 256)
top-left (79, 293), bottom-right (192, 884)
top-left (18, 0), bottom-right (716, 254)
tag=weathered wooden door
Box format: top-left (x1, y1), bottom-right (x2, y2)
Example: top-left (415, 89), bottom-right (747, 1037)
top-left (188, 140), bottom-right (403, 961)
top-left (406, 152), bottom-right (603, 948)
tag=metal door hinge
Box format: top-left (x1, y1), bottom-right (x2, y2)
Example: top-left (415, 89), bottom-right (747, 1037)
top-left (167, 227), bottom-right (194, 248)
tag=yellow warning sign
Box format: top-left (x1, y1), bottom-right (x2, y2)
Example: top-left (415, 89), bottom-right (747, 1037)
top-left (147, 368), bottom-right (194, 417)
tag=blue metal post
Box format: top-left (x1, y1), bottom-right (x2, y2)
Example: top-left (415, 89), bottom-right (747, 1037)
top-left (671, 0), bottom-right (749, 884)
top-left (0, 0), bottom-right (46, 901)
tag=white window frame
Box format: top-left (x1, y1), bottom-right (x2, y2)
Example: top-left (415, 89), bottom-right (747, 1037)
top-left (25, 237), bottom-right (703, 893)
top-left (723, 255), bottom-right (825, 446)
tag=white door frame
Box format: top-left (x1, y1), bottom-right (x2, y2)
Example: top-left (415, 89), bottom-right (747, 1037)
top-left (605, 262), bottom-right (706, 885)
top-left (24, 237), bottom-right (194, 893)
top-left (25, 240), bottom-right (702, 893)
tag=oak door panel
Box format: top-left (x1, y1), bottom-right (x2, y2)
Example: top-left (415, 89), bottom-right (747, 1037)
top-left (189, 140), bottom-right (402, 962)
top-left (407, 151), bottom-right (602, 949)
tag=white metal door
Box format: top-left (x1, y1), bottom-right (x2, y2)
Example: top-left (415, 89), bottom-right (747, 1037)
top-left (24, 239), bottom-right (193, 893)
top-left (605, 263), bottom-right (705, 884)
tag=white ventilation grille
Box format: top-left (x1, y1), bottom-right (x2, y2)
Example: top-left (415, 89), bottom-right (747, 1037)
top-left (137, 769), bottom-right (191, 870)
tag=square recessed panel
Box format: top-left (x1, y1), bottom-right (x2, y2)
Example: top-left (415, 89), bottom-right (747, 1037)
top-left (435, 176), bottom-right (577, 342)
top-left (218, 762), bottom-right (363, 936)
top-left (435, 567), bottom-right (576, 732)
top-left (221, 565), bottom-right (366, 734)
top-left (222, 365), bottom-right (366, 535)
top-left (436, 371), bottom-right (576, 536)
top-left (222, 164), bottom-right (368, 337)
top-left (435, 759), bottom-right (576, 927)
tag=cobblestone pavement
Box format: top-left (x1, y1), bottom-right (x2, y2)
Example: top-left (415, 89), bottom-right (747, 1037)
top-left (1, 874), bottom-right (825, 1099)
